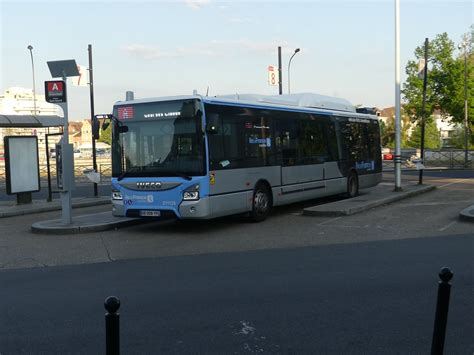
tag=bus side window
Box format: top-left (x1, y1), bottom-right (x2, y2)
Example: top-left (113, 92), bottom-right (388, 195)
top-left (207, 115), bottom-right (225, 170)
top-left (325, 121), bottom-right (339, 161)
top-left (338, 120), bottom-right (352, 161)
top-left (275, 117), bottom-right (299, 166)
top-left (299, 117), bottom-right (327, 164)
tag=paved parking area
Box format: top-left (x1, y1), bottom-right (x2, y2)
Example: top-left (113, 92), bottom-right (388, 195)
top-left (0, 172), bottom-right (472, 271)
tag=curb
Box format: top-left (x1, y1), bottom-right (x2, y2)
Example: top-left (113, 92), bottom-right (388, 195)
top-left (0, 198), bottom-right (111, 218)
top-left (303, 185), bottom-right (436, 217)
top-left (31, 212), bottom-right (148, 235)
top-left (459, 205), bottom-right (474, 222)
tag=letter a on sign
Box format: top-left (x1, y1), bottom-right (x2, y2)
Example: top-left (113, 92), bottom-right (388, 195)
top-left (45, 80), bottom-right (66, 103)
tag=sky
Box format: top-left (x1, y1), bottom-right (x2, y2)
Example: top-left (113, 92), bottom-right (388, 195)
top-left (0, 0), bottom-right (472, 121)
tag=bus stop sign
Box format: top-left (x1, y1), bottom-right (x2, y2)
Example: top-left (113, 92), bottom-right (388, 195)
top-left (45, 80), bottom-right (67, 103)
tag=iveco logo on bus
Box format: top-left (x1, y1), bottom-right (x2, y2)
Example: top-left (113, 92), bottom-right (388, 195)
top-left (136, 182), bottom-right (162, 190)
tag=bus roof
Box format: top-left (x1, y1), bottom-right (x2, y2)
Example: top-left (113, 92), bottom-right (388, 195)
top-left (208, 93), bottom-right (356, 112)
top-left (114, 93), bottom-right (378, 119)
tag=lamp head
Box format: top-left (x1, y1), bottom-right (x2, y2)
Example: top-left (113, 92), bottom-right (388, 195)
top-left (295, 48), bottom-right (300, 53)
top-left (27, 45), bottom-right (33, 51)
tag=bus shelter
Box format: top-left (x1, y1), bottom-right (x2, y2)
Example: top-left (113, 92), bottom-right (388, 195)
top-left (0, 115), bottom-right (64, 203)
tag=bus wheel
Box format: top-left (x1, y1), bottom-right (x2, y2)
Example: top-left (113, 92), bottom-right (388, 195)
top-left (346, 171), bottom-right (359, 198)
top-left (250, 183), bottom-right (272, 222)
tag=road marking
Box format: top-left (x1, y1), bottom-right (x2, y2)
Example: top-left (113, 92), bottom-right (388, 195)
top-left (438, 179), bottom-right (469, 188)
top-left (439, 220), bottom-right (457, 232)
top-left (317, 224), bottom-right (371, 229)
top-left (398, 200), bottom-right (474, 207)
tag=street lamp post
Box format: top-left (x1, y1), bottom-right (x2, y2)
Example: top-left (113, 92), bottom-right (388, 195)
top-left (27, 45), bottom-right (37, 115)
top-left (458, 40), bottom-right (469, 167)
top-left (287, 48), bottom-right (300, 94)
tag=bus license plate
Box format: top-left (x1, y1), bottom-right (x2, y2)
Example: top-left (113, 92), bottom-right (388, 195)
top-left (139, 210), bottom-right (161, 217)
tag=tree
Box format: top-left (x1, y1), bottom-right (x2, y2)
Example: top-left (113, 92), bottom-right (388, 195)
top-left (402, 29), bottom-right (473, 128)
top-left (407, 118), bottom-right (441, 149)
top-left (449, 126), bottom-right (474, 149)
top-left (98, 123), bottom-right (112, 145)
top-left (380, 110), bottom-right (412, 148)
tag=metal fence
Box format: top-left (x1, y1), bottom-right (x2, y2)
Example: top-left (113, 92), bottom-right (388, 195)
top-left (0, 161), bottom-right (112, 185)
top-left (382, 149), bottom-right (474, 170)
top-left (0, 150), bottom-right (472, 185)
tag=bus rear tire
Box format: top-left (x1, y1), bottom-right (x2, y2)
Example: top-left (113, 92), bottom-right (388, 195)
top-left (346, 171), bottom-right (359, 198)
top-left (249, 183), bottom-right (272, 222)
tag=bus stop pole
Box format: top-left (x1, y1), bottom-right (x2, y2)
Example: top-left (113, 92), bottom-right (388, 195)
top-left (278, 46), bottom-right (283, 95)
top-left (394, 0), bottom-right (402, 191)
top-left (88, 44), bottom-right (98, 197)
top-left (59, 74), bottom-right (72, 225)
top-left (45, 133), bottom-right (52, 202)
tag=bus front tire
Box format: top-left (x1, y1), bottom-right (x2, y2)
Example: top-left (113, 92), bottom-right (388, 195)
top-left (346, 171), bottom-right (359, 198)
top-left (250, 183), bottom-right (272, 222)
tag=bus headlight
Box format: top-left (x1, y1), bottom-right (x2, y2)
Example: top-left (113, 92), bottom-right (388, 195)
top-left (112, 190), bottom-right (123, 200)
top-left (183, 184), bottom-right (200, 200)
top-left (183, 191), bottom-right (199, 200)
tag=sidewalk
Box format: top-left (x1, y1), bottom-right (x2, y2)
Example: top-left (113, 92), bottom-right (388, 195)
top-left (31, 211), bottom-right (147, 234)
top-left (303, 183), bottom-right (436, 217)
top-left (0, 196), bottom-right (110, 218)
top-left (303, 182), bottom-right (473, 222)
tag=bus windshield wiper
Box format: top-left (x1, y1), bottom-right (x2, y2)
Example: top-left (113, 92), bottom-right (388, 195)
top-left (117, 166), bottom-right (142, 181)
top-left (165, 171), bottom-right (192, 180)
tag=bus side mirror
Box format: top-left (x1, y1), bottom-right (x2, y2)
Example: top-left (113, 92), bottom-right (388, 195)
top-left (94, 114), bottom-right (128, 134)
top-left (181, 100), bottom-right (201, 118)
top-left (94, 114), bottom-right (114, 138)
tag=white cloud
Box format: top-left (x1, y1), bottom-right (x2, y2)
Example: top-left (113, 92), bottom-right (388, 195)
top-left (210, 39), bottom-right (292, 54)
top-left (121, 39), bottom-right (298, 60)
top-left (183, 0), bottom-right (211, 10)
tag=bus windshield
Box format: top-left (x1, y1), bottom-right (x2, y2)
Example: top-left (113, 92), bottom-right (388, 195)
top-left (112, 100), bottom-right (205, 178)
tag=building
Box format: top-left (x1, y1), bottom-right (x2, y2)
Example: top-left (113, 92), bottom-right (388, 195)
top-left (68, 122), bottom-right (83, 148)
top-left (378, 106), bottom-right (461, 147)
top-left (0, 87), bottom-right (59, 116)
top-left (433, 110), bottom-right (461, 148)
top-left (0, 87), bottom-right (62, 159)
top-left (81, 120), bottom-right (93, 146)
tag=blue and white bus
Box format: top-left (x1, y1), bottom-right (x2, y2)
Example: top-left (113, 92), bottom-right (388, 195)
top-left (106, 93), bottom-right (381, 221)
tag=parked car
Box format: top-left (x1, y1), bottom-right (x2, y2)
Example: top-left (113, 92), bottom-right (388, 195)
top-left (74, 149), bottom-right (82, 159)
top-left (382, 147), bottom-right (393, 160)
top-left (96, 148), bottom-right (110, 157)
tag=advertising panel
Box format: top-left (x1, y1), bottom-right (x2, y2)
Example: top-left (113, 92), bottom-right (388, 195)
top-left (4, 136), bottom-right (40, 194)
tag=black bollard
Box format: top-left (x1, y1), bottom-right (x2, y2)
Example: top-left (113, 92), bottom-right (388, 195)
top-left (430, 267), bottom-right (453, 355)
top-left (105, 296), bottom-right (121, 355)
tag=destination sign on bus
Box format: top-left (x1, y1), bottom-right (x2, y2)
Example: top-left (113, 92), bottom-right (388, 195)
top-left (115, 100), bottom-right (196, 121)
top-left (143, 111), bottom-right (181, 119)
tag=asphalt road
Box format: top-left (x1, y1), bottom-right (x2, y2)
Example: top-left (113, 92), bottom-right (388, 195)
top-left (0, 169), bottom-right (472, 354)
top-left (0, 234), bottom-right (472, 354)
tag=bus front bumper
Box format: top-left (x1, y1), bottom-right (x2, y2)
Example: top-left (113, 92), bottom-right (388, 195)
top-left (112, 197), bottom-right (211, 219)
top-left (179, 197), bottom-right (211, 219)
